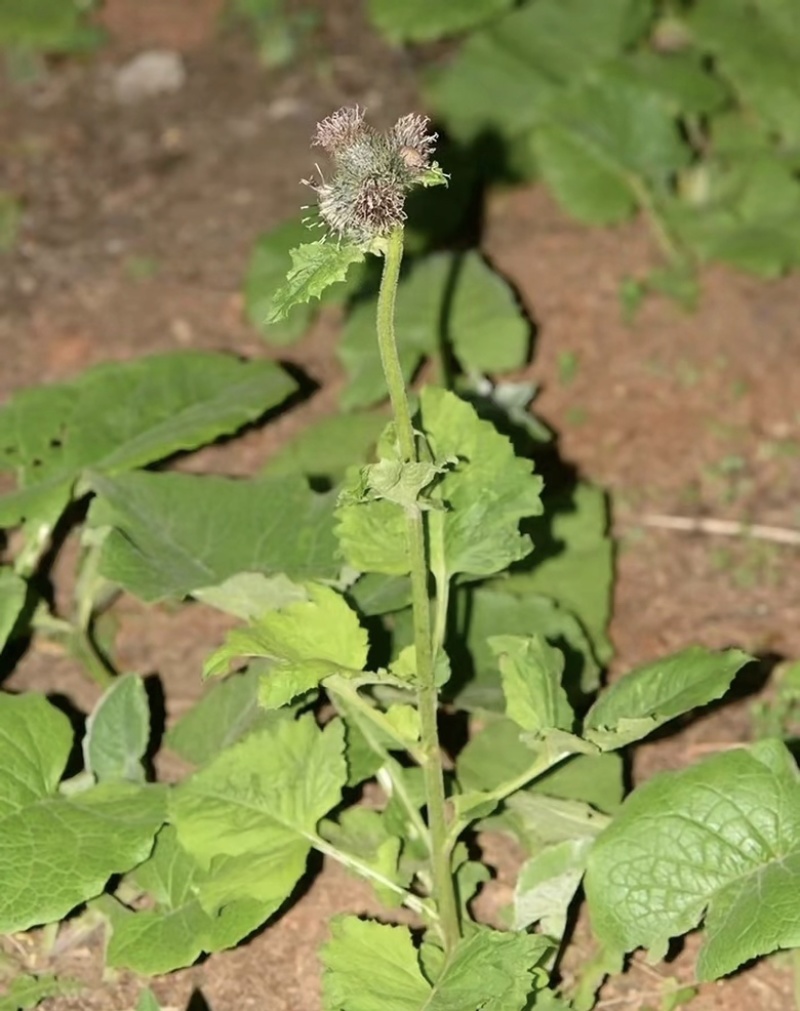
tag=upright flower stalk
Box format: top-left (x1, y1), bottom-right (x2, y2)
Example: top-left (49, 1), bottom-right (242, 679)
top-left (309, 108), bottom-right (461, 950)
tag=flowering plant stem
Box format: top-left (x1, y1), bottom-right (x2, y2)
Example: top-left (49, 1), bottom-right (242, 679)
top-left (375, 225), bottom-right (461, 953)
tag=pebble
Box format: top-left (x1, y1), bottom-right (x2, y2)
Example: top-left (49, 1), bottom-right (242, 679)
top-left (113, 50), bottom-right (186, 104)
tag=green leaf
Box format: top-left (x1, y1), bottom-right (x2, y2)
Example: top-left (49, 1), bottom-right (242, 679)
top-left (264, 410), bottom-right (388, 479)
top-left (514, 837), bottom-right (594, 936)
top-left (0, 693), bottom-right (166, 933)
top-left (583, 647), bottom-right (751, 750)
top-left (449, 585), bottom-right (601, 714)
top-left (165, 667), bottom-right (290, 766)
top-left (689, 0), bottom-right (800, 146)
top-left (490, 634), bottom-right (573, 736)
top-left (668, 155), bottom-right (800, 278)
top-left (171, 715), bottom-right (346, 910)
top-left (87, 471), bottom-right (339, 602)
top-left (426, 0), bottom-right (652, 141)
top-left (367, 0), bottom-right (515, 43)
top-left (194, 572), bottom-right (308, 621)
top-left (346, 455), bottom-right (453, 511)
top-left (322, 917), bottom-right (552, 1010)
top-left (103, 826), bottom-right (267, 974)
top-left (494, 790), bottom-right (610, 857)
top-left (320, 808), bottom-right (405, 905)
top-left (585, 740), bottom-right (800, 979)
top-left (507, 483), bottom-right (613, 665)
top-left (245, 217), bottom-right (350, 345)
top-left (204, 583), bottom-right (369, 708)
top-left (614, 51), bottom-right (730, 116)
top-left (322, 917), bottom-right (430, 1010)
top-left (530, 70), bottom-right (690, 225)
top-left (0, 353), bottom-right (295, 531)
top-left (268, 241), bottom-right (365, 322)
top-left (0, 0), bottom-right (101, 52)
top-left (0, 566), bottom-right (26, 653)
top-left (83, 674), bottom-right (150, 784)
top-left (337, 388), bottom-right (542, 579)
top-left (136, 990), bottom-right (161, 1011)
top-left (339, 252), bottom-right (529, 410)
top-left (0, 973), bottom-right (76, 1011)
top-left (425, 927), bottom-right (552, 1009)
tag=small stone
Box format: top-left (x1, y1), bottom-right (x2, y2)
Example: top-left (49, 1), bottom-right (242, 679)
top-left (113, 50), bottom-right (186, 104)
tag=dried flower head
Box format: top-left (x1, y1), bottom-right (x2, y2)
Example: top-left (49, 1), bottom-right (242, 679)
top-left (312, 106), bottom-right (367, 154)
top-left (305, 107), bottom-right (439, 245)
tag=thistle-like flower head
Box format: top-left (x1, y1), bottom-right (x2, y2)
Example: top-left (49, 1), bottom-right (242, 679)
top-left (306, 107), bottom-right (441, 245)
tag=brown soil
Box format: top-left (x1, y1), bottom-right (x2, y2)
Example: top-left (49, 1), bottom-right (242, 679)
top-left (1, 2), bottom-right (799, 1009)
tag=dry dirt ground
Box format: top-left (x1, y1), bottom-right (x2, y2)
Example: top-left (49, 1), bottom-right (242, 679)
top-left (1, 2), bottom-right (799, 1009)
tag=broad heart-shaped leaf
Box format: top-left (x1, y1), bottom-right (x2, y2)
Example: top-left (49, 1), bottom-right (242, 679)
top-left (585, 739), bottom-right (800, 979)
top-left (0, 566), bottom-right (26, 653)
top-left (530, 69), bottom-right (691, 226)
top-left (0, 353), bottom-right (296, 531)
top-left (490, 634), bottom-right (573, 736)
top-left (267, 240), bottom-right (365, 322)
top-left (336, 388), bottom-right (543, 579)
top-left (165, 666), bottom-right (291, 766)
top-left (689, 0), bottom-right (800, 147)
top-left (171, 715), bottom-right (345, 910)
top-left (367, 0), bottom-right (515, 43)
top-left (583, 647), bottom-right (751, 751)
top-left (204, 583), bottom-right (369, 709)
top-left (87, 471), bottom-right (339, 602)
top-left (83, 674), bottom-right (149, 784)
top-left (0, 693), bottom-right (166, 933)
top-left (102, 826), bottom-right (268, 974)
top-left (321, 916), bottom-right (552, 1011)
top-left (339, 252), bottom-right (529, 410)
top-left (425, 0), bottom-right (652, 141)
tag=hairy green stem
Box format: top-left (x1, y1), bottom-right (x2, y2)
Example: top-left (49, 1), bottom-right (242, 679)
top-left (376, 226), bottom-right (461, 952)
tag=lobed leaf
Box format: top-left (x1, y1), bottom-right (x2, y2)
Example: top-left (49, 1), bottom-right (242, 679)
top-left (171, 715), bottom-right (346, 910)
top-left (321, 916), bottom-right (553, 1010)
top-left (337, 388), bottom-right (542, 580)
top-left (267, 241), bottom-right (365, 322)
top-left (204, 583), bottom-right (369, 708)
